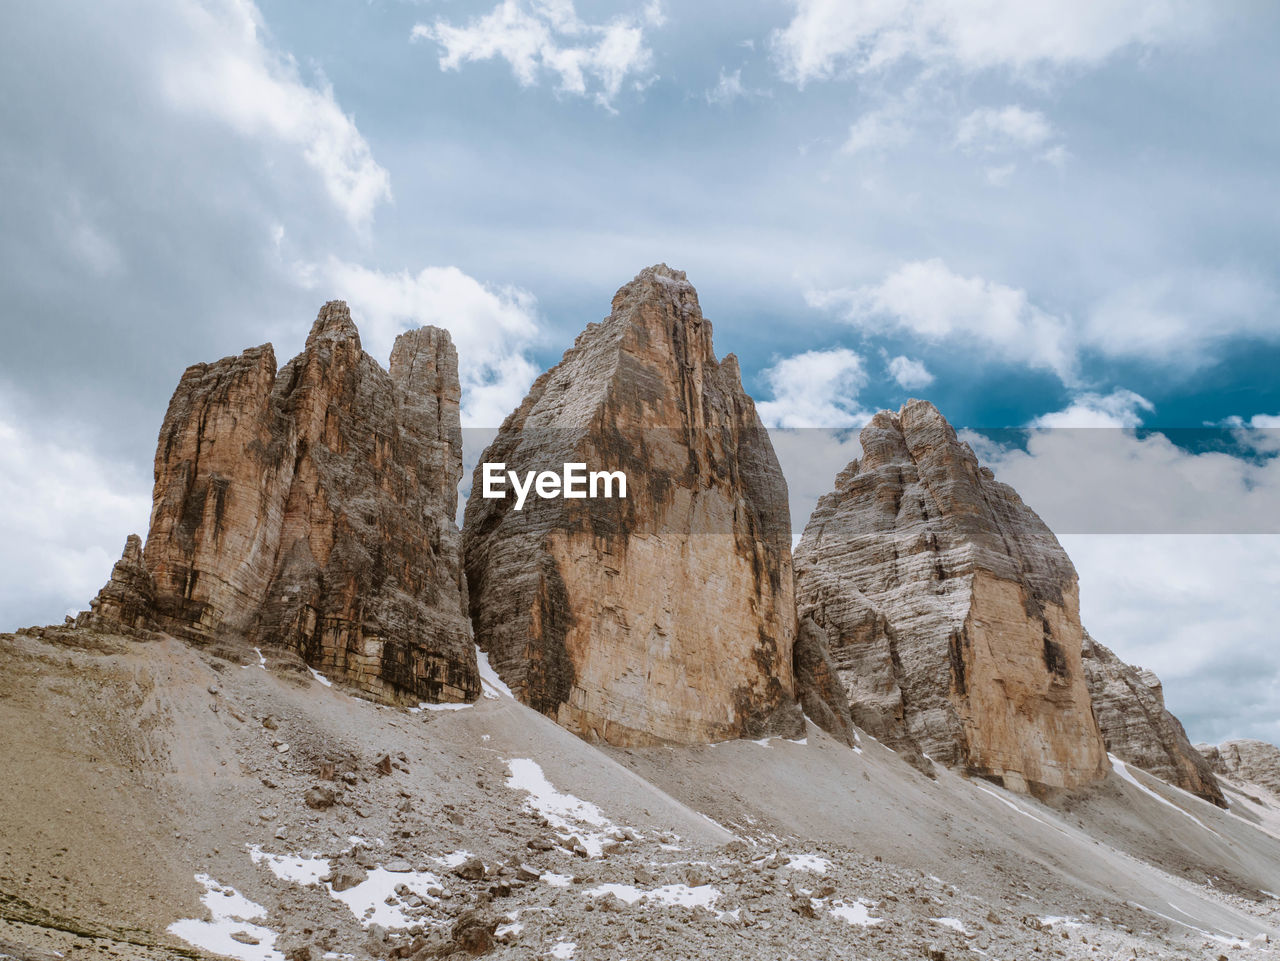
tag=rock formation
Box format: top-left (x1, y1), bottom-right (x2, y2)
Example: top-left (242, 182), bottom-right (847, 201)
top-left (462, 265), bottom-right (803, 746)
top-left (794, 400), bottom-right (1109, 794)
top-left (80, 534), bottom-right (155, 632)
top-left (1198, 739), bottom-right (1280, 796)
top-left (1081, 633), bottom-right (1225, 806)
top-left (87, 302), bottom-right (478, 704)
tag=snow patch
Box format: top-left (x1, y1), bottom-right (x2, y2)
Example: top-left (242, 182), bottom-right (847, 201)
top-left (585, 883), bottom-right (721, 911)
top-left (974, 784), bottom-right (1051, 827)
top-left (242, 648), bottom-right (267, 670)
top-left (829, 898), bottom-right (882, 927)
top-left (549, 941), bottom-right (576, 958)
top-left (542, 872), bottom-right (572, 887)
top-left (505, 758), bottom-right (614, 857)
top-left (307, 667), bottom-right (332, 687)
top-left (933, 917), bottom-right (968, 934)
top-left (436, 850), bottom-right (474, 868)
top-left (168, 874), bottom-right (282, 961)
top-left (248, 846), bottom-right (330, 886)
top-left (1110, 755), bottom-right (1216, 834)
top-left (1039, 916), bottom-right (1083, 929)
top-left (410, 701), bottom-right (471, 712)
top-left (476, 646), bottom-right (514, 699)
top-left (785, 853), bottom-right (829, 873)
top-left (328, 867), bottom-right (442, 928)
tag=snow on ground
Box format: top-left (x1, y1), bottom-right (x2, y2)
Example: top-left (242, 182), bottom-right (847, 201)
top-left (505, 757), bottom-right (615, 857)
top-left (307, 668), bottom-right (332, 688)
top-left (828, 898), bottom-right (882, 927)
top-left (549, 941), bottom-right (576, 958)
top-left (476, 647), bottom-right (514, 699)
top-left (410, 701), bottom-right (471, 712)
top-left (1039, 916), bottom-right (1083, 929)
top-left (435, 850), bottom-right (474, 868)
top-left (542, 873), bottom-right (572, 887)
top-left (243, 648), bottom-right (267, 670)
top-left (168, 874), bottom-right (283, 961)
top-left (785, 853), bottom-right (830, 873)
top-left (973, 783), bottom-right (1052, 827)
top-left (327, 866), bottom-right (443, 928)
top-left (248, 845), bottom-right (330, 886)
top-left (585, 882), bottom-right (721, 911)
top-left (1109, 755), bottom-right (1216, 834)
top-left (933, 917), bottom-right (969, 934)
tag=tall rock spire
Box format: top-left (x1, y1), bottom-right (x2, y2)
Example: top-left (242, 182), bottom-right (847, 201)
top-left (462, 265), bottom-right (803, 746)
top-left (795, 399), bottom-right (1109, 794)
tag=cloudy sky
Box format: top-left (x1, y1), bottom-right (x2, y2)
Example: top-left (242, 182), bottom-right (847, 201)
top-left (2, 0), bottom-right (1277, 744)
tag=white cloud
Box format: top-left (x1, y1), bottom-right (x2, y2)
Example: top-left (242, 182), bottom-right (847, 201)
top-left (414, 0), bottom-right (660, 109)
top-left (705, 68), bottom-right (746, 106)
top-left (811, 260), bottom-right (1276, 383)
top-left (959, 412), bottom-right (1280, 743)
top-left (772, 0), bottom-right (1210, 86)
top-left (303, 259), bottom-right (542, 428)
top-left (886, 355), bottom-right (934, 390)
top-left (956, 105), bottom-right (1053, 150)
top-left (1083, 268), bottom-right (1276, 363)
top-left (811, 259), bottom-right (1078, 383)
top-left (1029, 388), bottom-right (1153, 428)
top-left (841, 105), bottom-right (911, 155)
top-left (160, 0), bottom-right (391, 229)
top-left (755, 347), bottom-right (871, 428)
top-left (0, 393), bottom-right (151, 626)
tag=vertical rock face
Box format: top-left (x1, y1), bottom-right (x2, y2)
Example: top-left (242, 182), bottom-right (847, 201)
top-left (105, 302), bottom-right (477, 703)
top-left (1081, 634), bottom-right (1225, 806)
top-left (81, 535), bottom-right (155, 632)
top-left (795, 400), bottom-right (1109, 793)
top-left (462, 265), bottom-right (803, 746)
top-left (1198, 739), bottom-right (1280, 796)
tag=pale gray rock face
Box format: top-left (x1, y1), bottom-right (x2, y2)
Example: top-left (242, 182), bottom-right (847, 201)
top-left (85, 303), bottom-right (477, 704)
top-left (462, 264), bottom-right (803, 746)
top-left (793, 616), bottom-right (856, 747)
top-left (795, 400), bottom-right (1109, 794)
top-left (1081, 633), bottom-right (1225, 806)
top-left (1198, 739), bottom-right (1280, 796)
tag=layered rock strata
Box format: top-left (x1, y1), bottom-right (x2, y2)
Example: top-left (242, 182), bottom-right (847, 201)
top-left (88, 302), bottom-right (477, 704)
top-left (795, 400), bottom-right (1109, 793)
top-left (1081, 634), bottom-right (1224, 805)
top-left (1198, 739), bottom-right (1280, 796)
top-left (462, 265), bottom-right (803, 746)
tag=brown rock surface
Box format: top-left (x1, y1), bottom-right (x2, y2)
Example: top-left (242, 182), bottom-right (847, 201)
top-left (794, 400), bottom-right (1109, 793)
top-left (1198, 739), bottom-right (1280, 796)
top-left (79, 534), bottom-right (155, 632)
top-left (92, 302), bottom-right (477, 704)
top-left (462, 264), bottom-right (803, 746)
top-left (1081, 633), bottom-right (1225, 806)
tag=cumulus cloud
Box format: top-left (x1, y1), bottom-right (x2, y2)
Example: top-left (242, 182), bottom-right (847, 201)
top-left (705, 68), bottom-right (746, 105)
top-left (810, 259), bottom-right (1078, 383)
top-left (1028, 388), bottom-right (1154, 428)
top-left (414, 0), bottom-right (661, 109)
top-left (755, 347), bottom-right (871, 428)
top-left (302, 259), bottom-right (543, 428)
top-left (1083, 268), bottom-right (1276, 363)
top-left (841, 105), bottom-right (912, 155)
top-left (161, 0), bottom-right (391, 229)
top-left (956, 105), bottom-right (1053, 150)
top-left (886, 355), bottom-right (934, 390)
top-left (772, 0), bottom-right (1210, 86)
top-left (810, 259), bottom-right (1277, 383)
top-left (0, 392), bottom-right (151, 627)
top-left (958, 406), bottom-right (1280, 741)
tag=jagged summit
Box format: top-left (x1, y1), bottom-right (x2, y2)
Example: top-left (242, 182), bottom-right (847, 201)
top-left (795, 399), bottom-right (1110, 793)
top-left (82, 303), bottom-right (476, 705)
top-left (463, 266), bottom-right (802, 746)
